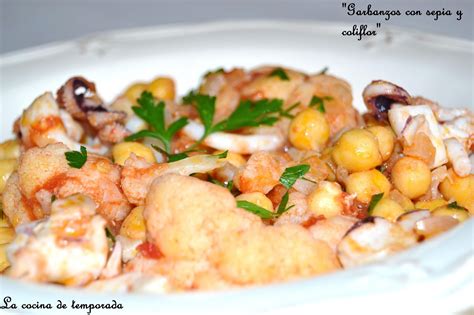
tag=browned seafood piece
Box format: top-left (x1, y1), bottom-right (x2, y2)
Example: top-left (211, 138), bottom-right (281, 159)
top-left (57, 76), bottom-right (130, 143)
top-left (362, 80), bottom-right (411, 121)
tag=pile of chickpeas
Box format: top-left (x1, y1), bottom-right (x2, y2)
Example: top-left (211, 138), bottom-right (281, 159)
top-left (286, 107), bottom-right (472, 222)
top-left (114, 77), bottom-right (472, 223)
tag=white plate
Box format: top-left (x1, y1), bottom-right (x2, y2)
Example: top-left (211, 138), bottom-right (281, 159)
top-left (0, 21), bottom-right (473, 314)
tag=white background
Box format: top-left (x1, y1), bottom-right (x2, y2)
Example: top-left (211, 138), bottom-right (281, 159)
top-left (1, 0), bottom-right (473, 54)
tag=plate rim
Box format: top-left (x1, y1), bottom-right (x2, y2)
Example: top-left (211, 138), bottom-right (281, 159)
top-left (0, 19), bottom-right (473, 312)
top-left (1, 19), bottom-right (473, 65)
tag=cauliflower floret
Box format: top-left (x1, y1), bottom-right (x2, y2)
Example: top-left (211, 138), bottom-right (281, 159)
top-left (144, 174), bottom-right (261, 261)
top-left (124, 255), bottom-right (223, 291)
top-left (18, 143), bottom-right (69, 199)
top-left (7, 194), bottom-right (108, 285)
top-left (309, 215), bottom-right (357, 252)
top-left (2, 173), bottom-right (34, 227)
top-left (15, 143), bottom-right (131, 226)
top-left (240, 66), bottom-right (305, 102)
top-left (121, 153), bottom-right (226, 205)
top-left (234, 151), bottom-right (288, 194)
top-left (211, 224), bottom-right (340, 285)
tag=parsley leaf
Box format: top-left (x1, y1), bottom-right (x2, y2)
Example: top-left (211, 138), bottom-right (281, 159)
top-left (192, 94), bottom-right (216, 139)
top-left (317, 66), bottom-right (329, 75)
top-left (309, 96), bottom-right (333, 113)
top-left (65, 146), bottom-right (88, 169)
top-left (237, 201), bottom-right (275, 219)
top-left (210, 178), bottom-right (234, 192)
top-left (150, 145), bottom-right (188, 162)
top-left (276, 191), bottom-right (295, 216)
top-left (105, 227), bottom-right (116, 243)
top-left (204, 68), bottom-right (224, 78)
top-left (227, 180), bottom-right (234, 191)
top-left (302, 177), bottom-right (317, 184)
top-left (447, 201), bottom-right (466, 210)
top-left (237, 191), bottom-right (294, 219)
top-left (368, 193), bottom-right (384, 215)
top-left (238, 164), bottom-right (310, 219)
top-left (279, 102), bottom-right (300, 119)
top-left (126, 92), bottom-right (188, 153)
top-left (185, 94), bottom-right (283, 146)
top-left (212, 99), bottom-right (283, 132)
top-left (182, 90), bottom-right (197, 104)
top-left (269, 67), bottom-right (290, 81)
top-left (279, 164), bottom-right (310, 189)
top-left (376, 164), bottom-right (387, 173)
top-left (167, 152), bottom-right (189, 162)
top-left (214, 150), bottom-right (228, 159)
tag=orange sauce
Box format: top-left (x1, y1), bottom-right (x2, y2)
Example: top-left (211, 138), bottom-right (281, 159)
top-left (137, 242), bottom-right (162, 259)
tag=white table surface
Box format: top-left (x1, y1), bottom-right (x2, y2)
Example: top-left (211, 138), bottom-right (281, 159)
top-left (1, 0), bottom-right (473, 54)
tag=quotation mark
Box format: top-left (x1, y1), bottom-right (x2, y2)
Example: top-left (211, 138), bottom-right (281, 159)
top-left (376, 23), bottom-right (381, 27)
top-left (342, 2), bottom-right (347, 8)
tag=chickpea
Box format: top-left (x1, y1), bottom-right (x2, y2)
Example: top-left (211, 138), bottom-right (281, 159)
top-left (332, 129), bottom-right (382, 172)
top-left (0, 244), bottom-right (9, 272)
top-left (236, 192), bottom-right (274, 212)
top-left (0, 226), bottom-right (15, 245)
top-left (214, 150), bottom-right (246, 168)
top-left (307, 181), bottom-right (344, 217)
top-left (346, 170), bottom-right (391, 203)
top-left (439, 169), bottom-right (474, 213)
top-left (124, 82), bottom-right (148, 103)
top-left (367, 126), bottom-right (395, 161)
top-left (0, 159), bottom-right (17, 193)
top-left (120, 206), bottom-right (146, 241)
top-left (289, 108), bottom-right (330, 151)
top-left (148, 77), bottom-right (175, 100)
top-left (432, 205), bottom-right (470, 222)
top-left (112, 142), bottom-right (156, 166)
top-left (371, 198), bottom-right (405, 221)
top-left (415, 199), bottom-right (447, 211)
top-left (391, 157), bottom-right (431, 199)
top-left (0, 139), bottom-right (20, 160)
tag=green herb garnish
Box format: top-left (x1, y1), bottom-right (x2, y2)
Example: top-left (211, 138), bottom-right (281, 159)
top-left (237, 191), bottom-right (294, 219)
top-left (185, 94), bottom-right (283, 146)
top-left (309, 96), bottom-right (333, 113)
top-left (317, 66), bottom-right (329, 75)
top-left (65, 146), bottom-right (88, 169)
top-left (182, 90), bottom-right (197, 104)
top-left (105, 227), bottom-right (116, 243)
top-left (210, 178), bottom-right (234, 192)
top-left (167, 152), bottom-right (189, 162)
top-left (302, 177), bottom-right (317, 184)
top-left (276, 191), bottom-right (295, 216)
top-left (204, 68), bottom-right (224, 78)
top-left (368, 193), bottom-right (384, 215)
top-left (447, 201), bottom-right (466, 210)
top-left (269, 67), bottom-right (290, 80)
top-left (238, 164), bottom-right (309, 219)
top-left (126, 92), bottom-right (188, 154)
top-left (376, 164), bottom-right (387, 173)
top-left (279, 102), bottom-right (300, 119)
top-left (237, 201), bottom-right (275, 219)
top-left (213, 99), bottom-right (283, 132)
top-left (214, 150), bottom-right (228, 159)
top-left (279, 164), bottom-right (310, 189)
